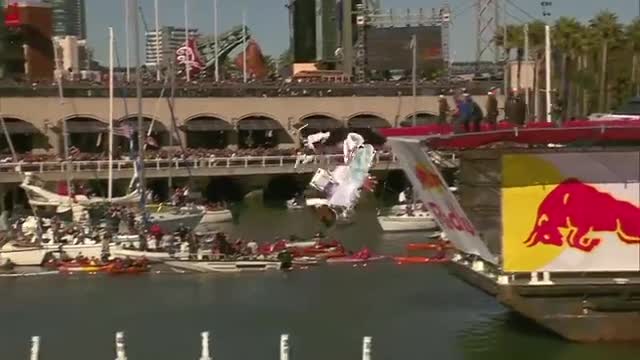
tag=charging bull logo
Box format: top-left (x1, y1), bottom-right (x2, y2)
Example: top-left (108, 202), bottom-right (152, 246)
top-left (415, 163), bottom-right (443, 190)
top-left (525, 178), bottom-right (640, 252)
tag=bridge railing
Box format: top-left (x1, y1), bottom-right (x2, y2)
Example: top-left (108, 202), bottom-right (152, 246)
top-left (0, 153), bottom-right (398, 174)
top-left (27, 332), bottom-right (374, 360)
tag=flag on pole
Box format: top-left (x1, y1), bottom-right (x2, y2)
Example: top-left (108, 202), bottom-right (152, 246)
top-left (145, 136), bottom-right (159, 148)
top-left (409, 35), bottom-right (416, 50)
top-left (69, 146), bottom-right (80, 157)
top-left (113, 124), bottom-right (133, 138)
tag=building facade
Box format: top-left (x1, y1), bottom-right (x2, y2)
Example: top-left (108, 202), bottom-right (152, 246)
top-left (53, 35), bottom-right (88, 77)
top-left (2, 1), bottom-right (54, 80)
top-left (145, 26), bottom-right (199, 68)
top-left (46, 0), bottom-right (86, 39)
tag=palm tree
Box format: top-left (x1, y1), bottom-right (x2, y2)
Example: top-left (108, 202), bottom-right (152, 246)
top-left (590, 11), bottom-right (623, 112)
top-left (627, 18), bottom-right (640, 96)
top-left (495, 24), bottom-right (523, 88)
top-left (553, 17), bottom-right (582, 117)
top-left (573, 27), bottom-right (597, 115)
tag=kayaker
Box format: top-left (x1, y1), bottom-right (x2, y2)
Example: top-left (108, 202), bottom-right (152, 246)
top-left (247, 240), bottom-right (258, 255)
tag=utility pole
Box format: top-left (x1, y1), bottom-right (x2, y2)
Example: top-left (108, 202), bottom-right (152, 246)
top-left (411, 34), bottom-right (417, 127)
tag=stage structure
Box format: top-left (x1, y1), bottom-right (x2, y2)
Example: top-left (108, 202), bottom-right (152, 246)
top-left (354, 4), bottom-right (450, 82)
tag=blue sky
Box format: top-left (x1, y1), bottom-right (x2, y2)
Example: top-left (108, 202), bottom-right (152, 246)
top-left (86, 0), bottom-right (637, 65)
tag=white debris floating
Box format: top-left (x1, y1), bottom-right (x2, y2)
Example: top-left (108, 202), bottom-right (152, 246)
top-left (362, 336), bottom-right (372, 360)
top-left (115, 331), bottom-right (127, 360)
top-left (199, 331), bottom-right (212, 360)
top-left (280, 334), bottom-right (289, 360)
top-left (30, 336), bottom-right (40, 360)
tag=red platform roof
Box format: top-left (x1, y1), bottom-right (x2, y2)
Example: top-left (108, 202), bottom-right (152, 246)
top-left (379, 119), bottom-right (640, 150)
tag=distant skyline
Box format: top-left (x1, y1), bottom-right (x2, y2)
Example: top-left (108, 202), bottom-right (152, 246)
top-left (84, 0), bottom-right (638, 65)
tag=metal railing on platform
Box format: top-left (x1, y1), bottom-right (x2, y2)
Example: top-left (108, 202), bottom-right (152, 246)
top-left (0, 153), bottom-right (398, 175)
top-left (27, 331), bottom-right (374, 360)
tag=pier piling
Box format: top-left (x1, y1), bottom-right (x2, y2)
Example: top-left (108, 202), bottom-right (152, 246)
top-left (115, 331), bottom-right (127, 360)
top-left (280, 334), bottom-right (289, 360)
top-left (30, 336), bottom-right (40, 360)
top-left (199, 331), bottom-right (212, 360)
top-left (362, 336), bottom-right (372, 360)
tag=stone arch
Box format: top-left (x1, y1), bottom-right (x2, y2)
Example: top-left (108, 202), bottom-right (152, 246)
top-left (298, 113), bottom-right (344, 129)
top-left (297, 113), bottom-right (345, 145)
top-left (346, 113), bottom-right (391, 129)
top-left (117, 114), bottom-right (169, 150)
top-left (182, 114), bottom-right (233, 149)
top-left (236, 113), bottom-right (290, 149)
top-left (401, 112), bottom-right (440, 127)
top-left (0, 116), bottom-right (45, 153)
top-left (58, 114), bottom-right (109, 154)
top-left (346, 113), bottom-right (391, 145)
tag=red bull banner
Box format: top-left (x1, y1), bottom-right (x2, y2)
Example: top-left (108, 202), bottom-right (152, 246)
top-left (502, 152), bottom-right (640, 272)
top-left (388, 139), bottom-right (497, 264)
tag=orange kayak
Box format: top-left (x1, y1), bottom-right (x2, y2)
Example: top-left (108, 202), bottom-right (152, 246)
top-left (59, 263), bottom-right (113, 273)
top-left (108, 265), bottom-right (150, 275)
top-left (393, 256), bottom-right (449, 264)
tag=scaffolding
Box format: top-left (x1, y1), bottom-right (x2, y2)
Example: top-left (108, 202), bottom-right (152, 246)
top-left (353, 5), bottom-right (451, 82)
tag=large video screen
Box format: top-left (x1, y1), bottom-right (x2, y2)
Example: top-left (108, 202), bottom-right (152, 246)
top-left (366, 26), bottom-right (444, 73)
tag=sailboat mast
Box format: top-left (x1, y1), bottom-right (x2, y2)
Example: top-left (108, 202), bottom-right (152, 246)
top-left (108, 27), bottom-right (115, 200)
top-left (53, 40), bottom-right (72, 203)
top-left (133, 0), bottom-right (147, 214)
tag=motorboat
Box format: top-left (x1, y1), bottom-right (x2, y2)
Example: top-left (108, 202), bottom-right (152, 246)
top-left (146, 210), bottom-right (204, 233)
top-left (0, 242), bottom-right (106, 266)
top-left (200, 208), bottom-right (233, 223)
top-left (377, 210), bottom-right (439, 232)
top-left (165, 259), bottom-right (285, 273)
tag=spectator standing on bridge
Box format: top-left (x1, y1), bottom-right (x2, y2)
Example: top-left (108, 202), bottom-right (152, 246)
top-left (504, 88), bottom-right (516, 124)
top-left (512, 91), bottom-right (527, 125)
top-left (468, 94), bottom-right (484, 132)
top-left (438, 94), bottom-right (450, 125)
top-left (486, 90), bottom-right (499, 129)
top-left (454, 94), bottom-right (472, 133)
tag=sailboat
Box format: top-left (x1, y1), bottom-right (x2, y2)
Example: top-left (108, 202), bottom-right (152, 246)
top-left (377, 189), bottom-right (438, 232)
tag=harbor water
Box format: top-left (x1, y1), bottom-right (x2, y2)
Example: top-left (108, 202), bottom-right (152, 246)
top-left (1, 203), bottom-right (639, 360)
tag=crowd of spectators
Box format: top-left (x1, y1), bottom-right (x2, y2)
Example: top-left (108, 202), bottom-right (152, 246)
top-left (0, 144), bottom-right (394, 164)
top-left (0, 77), bottom-right (500, 99)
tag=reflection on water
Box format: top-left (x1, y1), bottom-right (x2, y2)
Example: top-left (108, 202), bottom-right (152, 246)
top-left (1, 206), bottom-right (640, 359)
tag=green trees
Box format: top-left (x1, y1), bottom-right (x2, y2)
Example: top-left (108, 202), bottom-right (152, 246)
top-left (499, 14), bottom-right (639, 117)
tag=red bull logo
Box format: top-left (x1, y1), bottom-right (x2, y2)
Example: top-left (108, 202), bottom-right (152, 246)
top-left (525, 178), bottom-right (640, 252)
top-left (415, 163), bottom-right (443, 190)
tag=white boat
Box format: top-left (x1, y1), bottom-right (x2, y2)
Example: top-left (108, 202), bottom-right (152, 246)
top-left (165, 260), bottom-right (284, 273)
top-left (0, 242), bottom-right (106, 266)
top-left (147, 211), bottom-right (204, 233)
top-left (200, 209), bottom-right (232, 223)
top-left (377, 210), bottom-right (439, 232)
